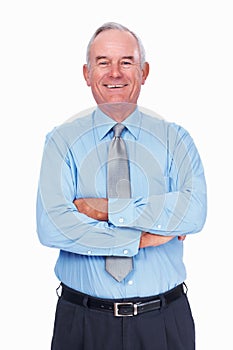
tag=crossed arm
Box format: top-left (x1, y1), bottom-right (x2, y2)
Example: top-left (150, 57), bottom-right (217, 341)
top-left (73, 198), bottom-right (186, 248)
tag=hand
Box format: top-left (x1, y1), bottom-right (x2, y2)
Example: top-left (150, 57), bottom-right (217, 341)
top-left (139, 232), bottom-right (186, 248)
top-left (73, 198), bottom-right (108, 221)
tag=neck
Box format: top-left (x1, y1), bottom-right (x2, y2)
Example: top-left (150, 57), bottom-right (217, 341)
top-left (98, 102), bottom-right (137, 122)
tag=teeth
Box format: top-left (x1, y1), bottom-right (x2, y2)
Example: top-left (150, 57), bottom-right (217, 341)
top-left (106, 84), bottom-right (125, 88)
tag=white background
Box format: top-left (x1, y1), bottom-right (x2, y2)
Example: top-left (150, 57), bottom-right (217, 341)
top-left (1, 0), bottom-right (232, 348)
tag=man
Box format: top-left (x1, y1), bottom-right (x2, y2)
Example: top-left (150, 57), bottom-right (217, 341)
top-left (36, 22), bottom-right (207, 349)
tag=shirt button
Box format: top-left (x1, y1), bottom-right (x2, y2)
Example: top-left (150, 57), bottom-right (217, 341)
top-left (123, 249), bottom-right (128, 255)
top-left (87, 250), bottom-right (92, 255)
top-left (157, 224), bottom-right (162, 229)
top-left (128, 280), bottom-right (133, 286)
top-left (119, 217), bottom-right (124, 223)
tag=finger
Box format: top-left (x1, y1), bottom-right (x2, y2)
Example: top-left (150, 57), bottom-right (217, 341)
top-left (178, 235), bottom-right (186, 241)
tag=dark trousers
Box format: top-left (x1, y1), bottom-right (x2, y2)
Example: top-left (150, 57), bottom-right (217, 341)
top-left (51, 287), bottom-right (195, 350)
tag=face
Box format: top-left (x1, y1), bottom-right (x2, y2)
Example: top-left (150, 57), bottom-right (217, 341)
top-left (83, 29), bottom-right (149, 114)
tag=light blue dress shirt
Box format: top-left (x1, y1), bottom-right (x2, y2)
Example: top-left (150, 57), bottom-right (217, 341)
top-left (36, 107), bottom-right (207, 299)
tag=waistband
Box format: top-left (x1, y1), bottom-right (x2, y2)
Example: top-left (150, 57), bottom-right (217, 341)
top-left (59, 283), bottom-right (185, 317)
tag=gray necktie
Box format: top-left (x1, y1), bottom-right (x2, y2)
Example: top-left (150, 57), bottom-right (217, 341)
top-left (106, 123), bottom-right (133, 282)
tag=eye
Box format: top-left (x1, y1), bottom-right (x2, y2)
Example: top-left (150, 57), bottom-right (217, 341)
top-left (121, 60), bottom-right (132, 66)
top-left (97, 60), bottom-right (110, 67)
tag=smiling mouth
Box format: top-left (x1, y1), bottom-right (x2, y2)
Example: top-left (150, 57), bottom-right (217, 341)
top-left (103, 84), bottom-right (128, 89)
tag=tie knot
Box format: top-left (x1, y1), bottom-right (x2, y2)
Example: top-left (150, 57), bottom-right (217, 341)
top-left (113, 123), bottom-right (125, 138)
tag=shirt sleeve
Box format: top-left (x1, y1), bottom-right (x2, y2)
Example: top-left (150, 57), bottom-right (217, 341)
top-left (108, 124), bottom-right (207, 236)
top-left (36, 128), bottom-right (141, 257)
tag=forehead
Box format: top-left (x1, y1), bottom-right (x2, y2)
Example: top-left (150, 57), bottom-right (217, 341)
top-left (90, 29), bottom-right (140, 59)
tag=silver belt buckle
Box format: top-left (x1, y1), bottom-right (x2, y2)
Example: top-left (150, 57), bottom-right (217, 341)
top-left (114, 302), bottom-right (138, 317)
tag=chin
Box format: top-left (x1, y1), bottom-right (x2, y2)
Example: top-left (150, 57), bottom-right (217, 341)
top-left (107, 96), bottom-right (134, 105)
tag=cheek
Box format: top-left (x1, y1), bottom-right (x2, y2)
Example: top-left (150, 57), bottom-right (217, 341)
top-left (131, 70), bottom-right (144, 86)
top-left (131, 77), bottom-right (143, 93)
top-left (90, 71), bottom-right (106, 89)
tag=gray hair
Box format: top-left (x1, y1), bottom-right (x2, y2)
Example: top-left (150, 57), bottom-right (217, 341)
top-left (86, 22), bottom-right (146, 69)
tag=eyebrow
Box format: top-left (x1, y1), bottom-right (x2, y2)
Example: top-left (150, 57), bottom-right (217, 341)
top-left (96, 56), bottom-right (108, 62)
top-left (122, 56), bottom-right (134, 60)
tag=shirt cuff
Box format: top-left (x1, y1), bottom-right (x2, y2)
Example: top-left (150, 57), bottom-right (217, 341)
top-left (73, 228), bottom-right (141, 257)
top-left (108, 197), bottom-right (136, 227)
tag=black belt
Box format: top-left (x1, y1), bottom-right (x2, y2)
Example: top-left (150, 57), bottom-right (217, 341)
top-left (60, 283), bottom-right (185, 317)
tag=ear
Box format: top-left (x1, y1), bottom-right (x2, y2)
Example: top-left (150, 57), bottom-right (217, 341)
top-left (141, 62), bottom-right (150, 85)
top-left (83, 64), bottom-right (91, 86)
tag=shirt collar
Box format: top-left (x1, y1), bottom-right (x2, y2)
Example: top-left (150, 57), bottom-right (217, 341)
top-left (93, 106), bottom-right (142, 140)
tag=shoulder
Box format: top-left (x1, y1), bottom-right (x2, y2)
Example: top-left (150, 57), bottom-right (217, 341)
top-left (140, 111), bottom-right (195, 149)
top-left (140, 110), bottom-right (188, 135)
top-left (45, 113), bottom-right (93, 146)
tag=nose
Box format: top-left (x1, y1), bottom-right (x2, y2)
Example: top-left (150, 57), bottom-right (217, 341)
top-left (109, 62), bottom-right (123, 78)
